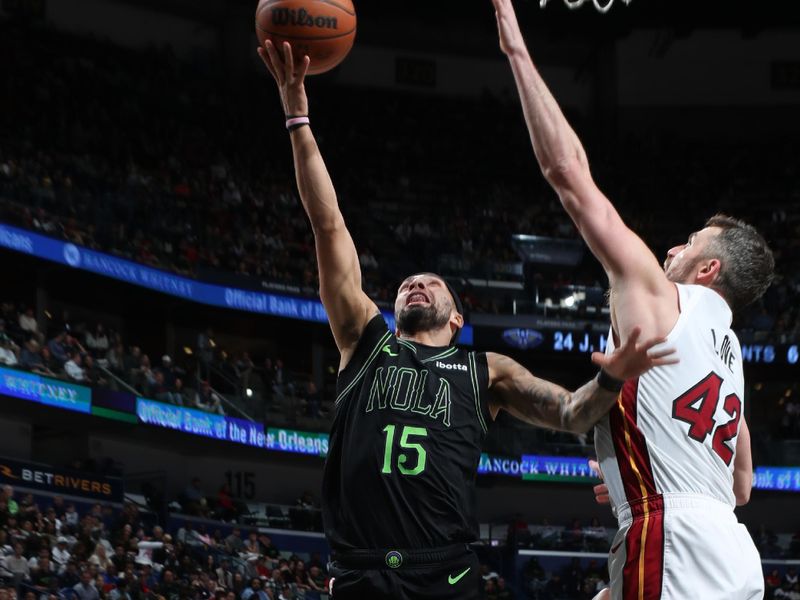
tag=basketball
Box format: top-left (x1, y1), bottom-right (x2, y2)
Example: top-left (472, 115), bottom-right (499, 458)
top-left (255, 0), bottom-right (356, 75)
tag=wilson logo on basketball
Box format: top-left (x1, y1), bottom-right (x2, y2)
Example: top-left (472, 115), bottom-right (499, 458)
top-left (272, 8), bottom-right (338, 29)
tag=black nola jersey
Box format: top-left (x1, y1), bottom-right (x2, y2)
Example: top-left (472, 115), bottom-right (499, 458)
top-left (322, 314), bottom-right (492, 551)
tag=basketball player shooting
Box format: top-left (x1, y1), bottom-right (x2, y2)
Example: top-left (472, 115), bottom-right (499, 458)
top-left (492, 1), bottom-right (775, 598)
top-left (257, 39), bottom-right (677, 600)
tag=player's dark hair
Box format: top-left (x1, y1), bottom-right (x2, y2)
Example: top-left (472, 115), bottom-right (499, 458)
top-left (702, 214), bottom-right (774, 313)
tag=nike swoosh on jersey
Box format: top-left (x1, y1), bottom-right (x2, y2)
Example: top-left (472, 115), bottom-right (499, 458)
top-left (381, 344), bottom-right (398, 357)
top-left (448, 566), bottom-right (471, 585)
top-left (610, 540), bottom-right (623, 554)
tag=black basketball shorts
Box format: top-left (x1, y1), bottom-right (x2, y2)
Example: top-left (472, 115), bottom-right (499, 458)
top-left (328, 544), bottom-right (483, 600)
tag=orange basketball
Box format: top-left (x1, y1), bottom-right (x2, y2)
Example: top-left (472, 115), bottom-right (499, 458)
top-left (255, 0), bottom-right (356, 75)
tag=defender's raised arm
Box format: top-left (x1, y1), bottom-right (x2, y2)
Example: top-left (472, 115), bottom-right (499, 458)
top-left (258, 41), bottom-right (378, 367)
top-left (492, 0), bottom-right (676, 340)
top-left (733, 419), bottom-right (753, 506)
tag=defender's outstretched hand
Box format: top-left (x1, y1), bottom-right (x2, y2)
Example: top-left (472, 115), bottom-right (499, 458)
top-left (592, 588), bottom-right (611, 600)
top-left (492, 0), bottom-right (527, 57)
top-left (589, 459), bottom-right (610, 505)
top-left (591, 327), bottom-right (678, 383)
top-left (257, 40), bottom-right (311, 116)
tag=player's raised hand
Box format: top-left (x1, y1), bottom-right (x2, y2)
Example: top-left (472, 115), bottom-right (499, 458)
top-left (591, 326), bottom-right (678, 382)
top-left (492, 0), bottom-right (527, 57)
top-left (257, 40), bottom-right (311, 116)
top-left (591, 588), bottom-right (611, 600)
top-left (589, 459), bottom-right (610, 505)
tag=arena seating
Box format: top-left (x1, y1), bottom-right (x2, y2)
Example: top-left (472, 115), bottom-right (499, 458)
top-left (0, 23), bottom-right (798, 338)
top-left (1, 473), bottom-right (797, 600)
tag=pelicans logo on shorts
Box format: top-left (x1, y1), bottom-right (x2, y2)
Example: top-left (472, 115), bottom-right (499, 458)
top-left (385, 550), bottom-right (403, 569)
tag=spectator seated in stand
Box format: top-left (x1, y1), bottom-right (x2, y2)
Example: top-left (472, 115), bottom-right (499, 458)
top-left (216, 486), bottom-right (241, 524)
top-left (46, 333), bottom-right (70, 368)
top-left (223, 528), bottom-right (244, 556)
top-left (4, 543), bottom-right (30, 584)
top-left (82, 355), bottom-right (107, 387)
top-left (156, 355), bottom-right (179, 389)
top-left (73, 569), bottom-right (99, 600)
top-left (178, 479), bottom-right (208, 518)
top-left (0, 339), bottom-right (18, 367)
top-left (18, 340), bottom-right (54, 376)
top-left (172, 378), bottom-right (191, 407)
top-left (85, 324), bottom-right (110, 365)
top-left (51, 537), bottom-right (71, 573)
top-left (152, 371), bottom-right (176, 405)
top-left (241, 578), bottom-right (269, 600)
top-left (63, 351), bottom-right (85, 382)
top-left (18, 308), bottom-right (37, 337)
top-left (195, 381), bottom-right (225, 416)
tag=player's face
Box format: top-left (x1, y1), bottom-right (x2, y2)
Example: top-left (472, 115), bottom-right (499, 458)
top-left (664, 227), bottom-right (721, 283)
top-left (394, 274), bottom-right (454, 335)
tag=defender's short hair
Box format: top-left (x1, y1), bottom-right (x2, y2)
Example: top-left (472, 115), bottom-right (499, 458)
top-left (702, 214), bottom-right (774, 313)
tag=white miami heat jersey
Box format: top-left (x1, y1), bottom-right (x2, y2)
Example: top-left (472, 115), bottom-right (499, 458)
top-left (595, 283), bottom-right (745, 513)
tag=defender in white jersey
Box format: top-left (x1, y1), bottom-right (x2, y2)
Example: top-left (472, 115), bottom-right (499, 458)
top-left (492, 1), bottom-right (775, 598)
top-left (595, 283), bottom-right (763, 599)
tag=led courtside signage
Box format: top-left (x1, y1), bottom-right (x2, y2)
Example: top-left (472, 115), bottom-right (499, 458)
top-left (754, 466), bottom-right (800, 492)
top-left (2, 379), bottom-right (798, 491)
top-left (265, 428), bottom-right (330, 456)
top-left (0, 367), bottom-right (91, 414)
top-left (0, 457), bottom-right (123, 502)
top-left (0, 223), bottom-right (473, 344)
top-left (136, 398), bottom-right (268, 447)
top-left (478, 454), bottom-right (598, 483)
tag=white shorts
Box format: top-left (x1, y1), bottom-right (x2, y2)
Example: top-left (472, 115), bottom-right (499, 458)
top-left (607, 493), bottom-right (763, 600)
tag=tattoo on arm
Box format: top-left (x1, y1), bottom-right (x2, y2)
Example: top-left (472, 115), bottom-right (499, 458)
top-left (491, 354), bottom-right (618, 434)
top-left (557, 379), bottom-right (619, 434)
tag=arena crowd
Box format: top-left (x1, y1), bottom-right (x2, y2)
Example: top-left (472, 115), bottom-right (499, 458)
top-left (1, 23), bottom-right (798, 337)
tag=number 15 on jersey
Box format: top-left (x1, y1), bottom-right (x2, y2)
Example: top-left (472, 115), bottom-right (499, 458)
top-left (382, 425), bottom-right (428, 476)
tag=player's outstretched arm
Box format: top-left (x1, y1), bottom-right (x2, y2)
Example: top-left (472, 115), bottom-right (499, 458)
top-left (733, 419), bottom-right (753, 506)
top-left (488, 328), bottom-right (677, 433)
top-left (491, 0), bottom-right (675, 339)
top-left (258, 41), bottom-right (378, 366)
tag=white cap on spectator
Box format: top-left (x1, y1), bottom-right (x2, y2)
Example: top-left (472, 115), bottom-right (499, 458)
top-left (162, 355), bottom-right (171, 363)
top-left (57, 536), bottom-right (68, 544)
